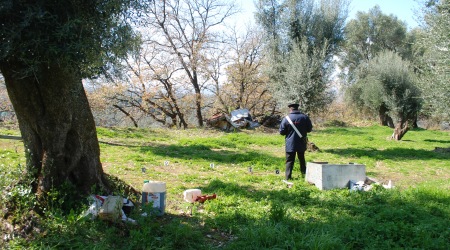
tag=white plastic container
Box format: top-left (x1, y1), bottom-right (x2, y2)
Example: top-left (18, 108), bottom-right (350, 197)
top-left (142, 180), bottom-right (166, 215)
top-left (183, 189), bottom-right (202, 203)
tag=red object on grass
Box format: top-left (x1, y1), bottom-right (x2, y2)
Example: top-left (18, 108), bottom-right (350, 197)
top-left (195, 193), bottom-right (217, 203)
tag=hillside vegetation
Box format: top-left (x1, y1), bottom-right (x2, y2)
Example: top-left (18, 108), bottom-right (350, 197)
top-left (1, 125), bottom-right (449, 249)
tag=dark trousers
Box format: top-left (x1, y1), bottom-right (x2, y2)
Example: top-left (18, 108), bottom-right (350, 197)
top-left (285, 151), bottom-right (306, 180)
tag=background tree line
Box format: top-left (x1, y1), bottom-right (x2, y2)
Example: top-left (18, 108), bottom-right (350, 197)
top-left (2, 0), bottom-right (447, 134)
top-left (0, 0), bottom-right (448, 205)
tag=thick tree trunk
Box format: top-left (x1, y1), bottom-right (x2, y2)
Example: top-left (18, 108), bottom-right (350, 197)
top-left (0, 62), bottom-right (107, 198)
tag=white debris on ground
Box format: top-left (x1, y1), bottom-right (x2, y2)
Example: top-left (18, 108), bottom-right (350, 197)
top-left (206, 108), bottom-right (260, 131)
top-left (282, 180), bottom-right (294, 188)
top-left (83, 195), bottom-right (136, 224)
top-left (349, 177), bottom-right (394, 192)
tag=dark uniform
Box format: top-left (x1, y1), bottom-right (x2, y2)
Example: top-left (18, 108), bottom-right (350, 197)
top-left (279, 105), bottom-right (313, 180)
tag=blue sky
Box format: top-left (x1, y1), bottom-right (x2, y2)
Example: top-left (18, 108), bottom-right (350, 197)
top-left (349, 0), bottom-right (420, 29)
top-left (236, 0), bottom-right (421, 29)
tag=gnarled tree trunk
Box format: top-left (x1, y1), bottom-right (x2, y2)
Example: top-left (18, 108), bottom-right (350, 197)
top-left (0, 62), bottom-right (108, 198)
top-left (392, 119), bottom-right (410, 141)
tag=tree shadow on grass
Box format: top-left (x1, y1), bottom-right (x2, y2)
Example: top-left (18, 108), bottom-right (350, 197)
top-left (20, 178), bottom-right (449, 249)
top-left (138, 144), bottom-right (282, 165)
top-left (195, 179), bottom-right (450, 249)
top-left (424, 139), bottom-right (450, 144)
top-left (315, 127), bottom-right (368, 136)
top-left (323, 147), bottom-right (448, 161)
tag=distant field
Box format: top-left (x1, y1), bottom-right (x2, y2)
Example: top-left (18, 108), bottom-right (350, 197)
top-left (92, 125), bottom-right (450, 192)
top-left (1, 125), bottom-right (449, 249)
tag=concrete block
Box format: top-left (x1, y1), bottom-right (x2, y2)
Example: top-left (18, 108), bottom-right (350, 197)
top-left (305, 162), bottom-right (366, 190)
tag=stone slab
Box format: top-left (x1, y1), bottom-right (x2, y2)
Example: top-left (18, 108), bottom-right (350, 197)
top-left (305, 162), bottom-right (366, 190)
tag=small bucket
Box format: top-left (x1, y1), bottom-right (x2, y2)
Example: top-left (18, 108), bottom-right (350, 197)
top-left (142, 181), bottom-right (166, 215)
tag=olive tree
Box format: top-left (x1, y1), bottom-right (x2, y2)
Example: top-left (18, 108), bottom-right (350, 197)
top-left (256, 0), bottom-right (349, 113)
top-left (348, 51), bottom-right (422, 140)
top-left (341, 6), bottom-right (416, 126)
top-left (341, 6), bottom-right (410, 76)
top-left (416, 0), bottom-right (450, 121)
top-left (0, 0), bottom-right (148, 201)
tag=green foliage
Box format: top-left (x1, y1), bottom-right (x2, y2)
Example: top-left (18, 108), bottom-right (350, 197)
top-left (1, 126), bottom-right (449, 249)
top-left (416, 0), bottom-right (450, 121)
top-left (341, 5), bottom-right (410, 81)
top-left (44, 181), bottom-right (85, 216)
top-left (0, 0), bottom-right (147, 78)
top-left (0, 164), bottom-right (36, 222)
top-left (346, 51), bottom-right (421, 127)
top-left (277, 39), bottom-right (333, 113)
top-left (268, 201), bottom-right (286, 222)
top-left (257, 0), bottom-right (349, 113)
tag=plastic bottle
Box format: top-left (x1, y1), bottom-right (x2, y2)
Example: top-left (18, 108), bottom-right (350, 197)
top-left (142, 180), bottom-right (166, 215)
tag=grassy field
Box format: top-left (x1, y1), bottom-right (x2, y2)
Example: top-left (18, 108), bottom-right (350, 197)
top-left (1, 125), bottom-right (449, 249)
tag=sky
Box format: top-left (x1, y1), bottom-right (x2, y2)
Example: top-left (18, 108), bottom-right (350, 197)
top-left (348, 0), bottom-right (421, 29)
top-left (235, 0), bottom-right (422, 29)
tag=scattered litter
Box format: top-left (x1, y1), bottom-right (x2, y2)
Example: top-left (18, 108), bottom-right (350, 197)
top-left (206, 108), bottom-right (260, 131)
top-left (349, 180), bottom-right (365, 191)
top-left (349, 178), bottom-right (394, 192)
top-left (183, 189), bottom-right (202, 203)
top-left (383, 180), bottom-right (394, 189)
top-left (248, 167), bottom-right (253, 173)
top-left (183, 189), bottom-right (216, 215)
top-left (83, 195), bottom-right (136, 224)
top-left (282, 180), bottom-right (293, 188)
top-left (210, 163), bottom-right (215, 168)
top-left (275, 169), bottom-right (280, 174)
top-left (195, 194), bottom-right (217, 203)
top-left (183, 190), bottom-right (216, 203)
top-left (164, 161), bottom-right (169, 166)
top-left (229, 109), bottom-right (260, 129)
top-left (141, 167), bottom-right (146, 173)
top-left (142, 181), bottom-right (166, 216)
top-left (99, 196), bottom-right (123, 221)
top-left (122, 198), bottom-right (135, 215)
top-left (205, 113), bottom-right (233, 131)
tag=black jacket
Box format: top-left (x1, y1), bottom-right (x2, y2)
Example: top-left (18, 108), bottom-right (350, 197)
top-left (279, 110), bottom-right (313, 152)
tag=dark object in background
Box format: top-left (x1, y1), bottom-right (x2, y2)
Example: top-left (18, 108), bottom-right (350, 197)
top-left (260, 115), bottom-right (282, 128)
top-left (122, 198), bottom-right (135, 216)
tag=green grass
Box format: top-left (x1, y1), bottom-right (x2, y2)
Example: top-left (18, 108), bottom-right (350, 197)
top-left (1, 125), bottom-right (449, 249)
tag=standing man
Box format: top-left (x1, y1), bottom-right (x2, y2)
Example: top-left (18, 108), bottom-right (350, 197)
top-left (279, 103), bottom-right (313, 180)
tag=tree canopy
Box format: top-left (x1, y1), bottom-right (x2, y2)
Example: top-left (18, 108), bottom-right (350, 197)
top-left (340, 6), bottom-right (411, 84)
top-left (0, 0), bottom-right (145, 78)
top-left (256, 0), bottom-right (349, 113)
top-left (416, 0), bottom-right (450, 121)
top-left (347, 51), bottom-right (421, 140)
